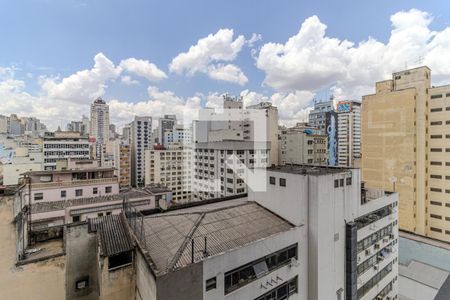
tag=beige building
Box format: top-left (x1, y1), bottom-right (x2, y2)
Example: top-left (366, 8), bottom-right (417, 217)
top-left (279, 131), bottom-right (327, 165)
top-left (144, 149), bottom-right (192, 203)
top-left (362, 66), bottom-right (450, 242)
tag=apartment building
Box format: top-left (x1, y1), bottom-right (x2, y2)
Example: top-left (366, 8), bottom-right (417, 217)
top-left (66, 115), bottom-right (89, 135)
top-left (118, 143), bottom-right (131, 188)
top-left (163, 124), bottom-right (192, 148)
top-left (131, 116), bottom-right (152, 187)
top-left (192, 141), bottom-right (269, 201)
top-left (89, 97), bottom-right (110, 144)
top-left (279, 130), bottom-right (327, 165)
top-left (144, 148), bottom-right (192, 203)
top-left (249, 165), bottom-right (399, 300)
top-left (337, 101), bottom-right (361, 167)
top-left (43, 131), bottom-right (90, 170)
top-left (308, 100), bottom-right (334, 133)
top-left (158, 114), bottom-right (176, 146)
top-left (362, 66), bottom-right (450, 242)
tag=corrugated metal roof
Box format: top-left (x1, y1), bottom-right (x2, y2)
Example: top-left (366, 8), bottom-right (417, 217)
top-left (142, 202), bottom-right (294, 276)
top-left (97, 215), bottom-right (134, 257)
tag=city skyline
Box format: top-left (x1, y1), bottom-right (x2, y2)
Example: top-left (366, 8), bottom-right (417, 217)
top-left (1, 2), bottom-right (450, 129)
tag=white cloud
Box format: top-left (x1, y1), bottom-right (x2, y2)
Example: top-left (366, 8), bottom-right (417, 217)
top-left (256, 9), bottom-right (450, 99)
top-left (246, 33), bottom-right (262, 47)
top-left (169, 28), bottom-right (247, 85)
top-left (208, 64), bottom-right (248, 85)
top-left (41, 52), bottom-right (121, 104)
top-left (119, 58), bottom-right (167, 81)
top-left (120, 75), bottom-right (140, 85)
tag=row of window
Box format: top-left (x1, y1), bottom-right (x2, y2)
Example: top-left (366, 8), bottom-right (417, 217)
top-left (357, 223), bottom-right (394, 253)
top-left (33, 186), bottom-right (113, 201)
top-left (430, 134), bottom-right (450, 139)
top-left (430, 201), bottom-right (450, 208)
top-left (334, 177), bottom-right (352, 188)
top-left (430, 175), bottom-right (450, 180)
top-left (430, 121), bottom-right (450, 126)
top-left (430, 227), bottom-right (450, 235)
top-left (430, 161), bottom-right (450, 166)
top-left (357, 242), bottom-right (394, 276)
top-left (357, 262), bottom-right (393, 298)
top-left (430, 188), bottom-right (450, 193)
top-left (254, 276), bottom-right (298, 300)
top-left (430, 107), bottom-right (450, 112)
top-left (224, 244), bottom-right (297, 294)
top-left (430, 148), bottom-right (450, 152)
top-left (269, 176), bottom-right (286, 187)
top-left (430, 93), bottom-right (450, 99)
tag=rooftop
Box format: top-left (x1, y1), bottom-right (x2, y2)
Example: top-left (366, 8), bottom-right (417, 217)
top-left (22, 167), bottom-right (116, 176)
top-left (94, 215), bottom-right (133, 257)
top-left (139, 201), bottom-right (295, 276)
top-left (268, 164), bottom-right (354, 176)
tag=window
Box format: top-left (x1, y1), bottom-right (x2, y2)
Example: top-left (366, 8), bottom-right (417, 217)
top-left (279, 178), bottom-right (286, 187)
top-left (431, 94), bottom-right (443, 99)
top-left (431, 108), bottom-right (442, 112)
top-left (98, 213), bottom-right (104, 217)
top-left (224, 244), bottom-right (297, 294)
top-left (75, 276), bottom-right (89, 290)
top-left (430, 121), bottom-right (442, 126)
top-left (430, 201), bottom-right (442, 206)
top-left (430, 214), bottom-right (442, 219)
top-left (334, 179), bottom-right (339, 188)
top-left (255, 276), bottom-right (298, 300)
top-left (61, 190), bottom-right (67, 198)
top-left (72, 215), bottom-right (81, 222)
top-left (75, 189), bottom-right (83, 197)
top-left (206, 277), bottom-right (217, 291)
top-left (93, 187), bottom-right (98, 194)
top-left (34, 193), bottom-right (44, 201)
top-left (340, 178), bottom-right (344, 187)
top-left (105, 186), bottom-right (112, 193)
top-left (430, 227), bottom-right (442, 233)
top-left (108, 251), bottom-right (132, 270)
top-left (346, 177), bottom-right (352, 185)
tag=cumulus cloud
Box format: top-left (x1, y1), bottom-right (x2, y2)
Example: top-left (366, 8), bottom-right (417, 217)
top-left (119, 58), bottom-right (167, 81)
top-left (169, 28), bottom-right (248, 85)
top-left (256, 8), bottom-right (450, 99)
top-left (120, 75), bottom-right (139, 85)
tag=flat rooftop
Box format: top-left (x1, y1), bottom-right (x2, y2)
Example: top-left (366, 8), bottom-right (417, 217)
top-left (268, 164), bottom-right (354, 175)
top-left (140, 200), bottom-right (296, 276)
top-left (22, 167), bottom-right (116, 176)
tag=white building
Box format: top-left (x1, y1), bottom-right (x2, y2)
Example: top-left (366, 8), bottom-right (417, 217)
top-left (131, 116), bottom-right (152, 187)
top-left (192, 141), bottom-right (269, 201)
top-left (2, 147), bottom-right (43, 185)
top-left (90, 97), bottom-right (110, 144)
top-left (43, 131), bottom-right (90, 170)
top-left (337, 101), bottom-right (361, 167)
top-left (144, 148), bottom-right (192, 203)
top-left (67, 115), bottom-right (89, 136)
top-left (308, 100), bottom-right (335, 134)
top-left (163, 124), bottom-right (192, 148)
top-left (249, 165), bottom-right (399, 300)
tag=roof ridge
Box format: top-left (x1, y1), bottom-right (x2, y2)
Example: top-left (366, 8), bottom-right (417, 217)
top-left (166, 212), bottom-right (206, 272)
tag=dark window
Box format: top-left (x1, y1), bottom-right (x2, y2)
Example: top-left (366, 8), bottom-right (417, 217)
top-left (108, 251), bottom-right (133, 270)
top-left (34, 193), bottom-right (44, 201)
top-left (75, 276), bottom-right (89, 290)
top-left (75, 189), bottom-right (83, 197)
top-left (61, 190), bottom-right (67, 198)
top-left (334, 179), bottom-right (339, 188)
top-left (430, 148), bottom-right (442, 152)
top-left (430, 121), bottom-right (442, 126)
top-left (72, 215), bottom-right (81, 222)
top-left (431, 175), bottom-right (442, 179)
top-left (430, 201), bottom-right (442, 206)
top-left (93, 187), bottom-right (98, 194)
top-left (346, 177), bottom-right (352, 185)
top-left (105, 186), bottom-right (112, 193)
top-left (224, 244), bottom-right (297, 294)
top-left (431, 161), bottom-right (442, 165)
top-left (431, 94), bottom-right (443, 99)
top-left (430, 214), bottom-right (442, 219)
top-left (279, 178), bottom-right (286, 187)
top-left (430, 108), bottom-right (442, 112)
top-left (430, 227), bottom-right (442, 233)
top-left (206, 277), bottom-right (217, 291)
top-left (340, 179), bottom-right (344, 187)
top-left (431, 135), bottom-right (442, 139)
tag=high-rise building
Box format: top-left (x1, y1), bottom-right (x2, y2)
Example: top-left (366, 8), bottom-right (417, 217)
top-left (279, 130), bottom-right (327, 165)
top-left (131, 116), bottom-right (152, 187)
top-left (117, 143), bottom-right (131, 188)
top-left (308, 100), bottom-right (334, 133)
top-left (144, 148), bottom-right (192, 202)
top-left (337, 101), bottom-right (361, 167)
top-left (249, 165), bottom-right (399, 300)
top-left (122, 123), bottom-right (132, 145)
top-left (90, 97), bottom-right (110, 144)
top-left (163, 124), bottom-right (192, 149)
top-left (362, 66), bottom-right (450, 243)
top-left (43, 131), bottom-right (90, 170)
top-left (192, 141), bottom-right (269, 201)
top-left (158, 114), bottom-right (176, 147)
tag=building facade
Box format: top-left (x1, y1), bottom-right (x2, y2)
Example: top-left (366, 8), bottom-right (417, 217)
top-left (131, 116), bottom-right (152, 187)
top-left (309, 100), bottom-right (335, 134)
top-left (43, 131), bottom-right (90, 170)
top-left (158, 114), bottom-right (176, 146)
top-left (337, 101), bottom-right (361, 167)
top-left (144, 149), bottom-right (192, 203)
top-left (279, 130), bottom-right (327, 165)
top-left (90, 97), bottom-right (110, 144)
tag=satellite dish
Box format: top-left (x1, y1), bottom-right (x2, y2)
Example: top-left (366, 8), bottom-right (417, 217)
top-left (159, 197), bottom-right (171, 211)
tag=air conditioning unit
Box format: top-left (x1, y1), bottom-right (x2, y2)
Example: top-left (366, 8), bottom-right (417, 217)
top-left (289, 257), bottom-right (300, 268)
top-left (374, 243), bottom-right (380, 249)
top-left (365, 249), bottom-right (371, 255)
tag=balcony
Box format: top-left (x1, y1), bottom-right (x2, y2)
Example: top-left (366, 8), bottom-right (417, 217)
top-left (30, 177), bottom-right (118, 189)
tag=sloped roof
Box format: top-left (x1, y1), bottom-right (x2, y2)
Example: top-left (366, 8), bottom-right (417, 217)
top-left (141, 202), bottom-right (294, 276)
top-left (96, 214), bottom-right (134, 257)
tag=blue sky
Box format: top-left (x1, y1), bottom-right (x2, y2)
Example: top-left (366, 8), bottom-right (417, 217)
top-left (1, 1), bottom-right (450, 128)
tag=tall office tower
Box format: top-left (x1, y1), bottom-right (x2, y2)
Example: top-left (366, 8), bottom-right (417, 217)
top-left (279, 129), bottom-right (327, 165)
top-left (337, 101), bottom-right (361, 167)
top-left (90, 97), bottom-right (110, 144)
top-left (249, 165), bottom-right (399, 300)
top-left (43, 131), bottom-right (90, 170)
top-left (158, 114), bottom-right (176, 147)
top-left (308, 100), bottom-right (335, 134)
top-left (362, 66), bottom-right (450, 243)
top-left (131, 116), bottom-right (152, 187)
top-left (145, 148), bottom-right (192, 203)
top-left (192, 141), bottom-right (269, 201)
top-left (122, 123), bottom-right (132, 145)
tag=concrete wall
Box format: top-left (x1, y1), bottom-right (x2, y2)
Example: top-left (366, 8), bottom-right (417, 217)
top-left (0, 195), bottom-right (65, 300)
top-left (203, 226), bottom-right (306, 300)
top-left (99, 255), bottom-right (135, 300)
top-left (65, 223), bottom-right (99, 299)
top-left (135, 250), bottom-right (157, 300)
top-left (157, 262), bottom-right (203, 300)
